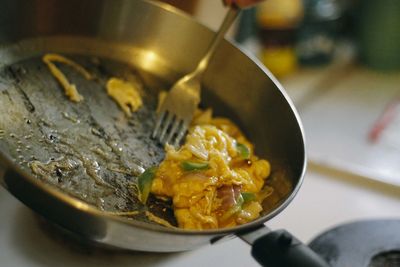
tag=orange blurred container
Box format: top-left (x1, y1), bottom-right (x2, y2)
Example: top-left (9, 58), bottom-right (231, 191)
top-left (256, 0), bottom-right (303, 77)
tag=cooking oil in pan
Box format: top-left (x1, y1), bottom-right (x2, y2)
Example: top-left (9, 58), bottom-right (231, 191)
top-left (0, 55), bottom-right (176, 226)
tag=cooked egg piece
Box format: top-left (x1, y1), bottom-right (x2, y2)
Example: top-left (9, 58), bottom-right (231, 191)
top-left (43, 53), bottom-right (93, 102)
top-left (106, 77), bottom-right (143, 117)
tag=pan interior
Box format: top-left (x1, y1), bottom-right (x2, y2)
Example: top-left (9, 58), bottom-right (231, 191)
top-left (0, 37), bottom-right (293, 230)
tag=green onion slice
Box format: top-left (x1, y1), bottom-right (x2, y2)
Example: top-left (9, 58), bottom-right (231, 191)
top-left (138, 166), bottom-right (157, 204)
top-left (181, 161), bottom-right (209, 171)
top-left (241, 192), bottom-right (257, 203)
top-left (236, 143), bottom-right (250, 159)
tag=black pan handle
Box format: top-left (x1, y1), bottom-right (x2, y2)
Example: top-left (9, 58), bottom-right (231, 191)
top-left (239, 225), bottom-right (330, 267)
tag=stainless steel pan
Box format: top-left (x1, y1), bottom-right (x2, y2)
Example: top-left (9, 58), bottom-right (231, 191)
top-left (0, 0), bottom-right (328, 266)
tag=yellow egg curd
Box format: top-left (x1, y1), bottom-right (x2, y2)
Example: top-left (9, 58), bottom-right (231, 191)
top-left (150, 109), bottom-right (272, 230)
top-left (43, 53), bottom-right (93, 102)
top-left (106, 77), bottom-right (143, 117)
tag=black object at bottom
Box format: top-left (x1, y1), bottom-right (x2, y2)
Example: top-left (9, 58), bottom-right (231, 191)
top-left (308, 219), bottom-right (400, 267)
top-left (251, 229), bottom-right (330, 267)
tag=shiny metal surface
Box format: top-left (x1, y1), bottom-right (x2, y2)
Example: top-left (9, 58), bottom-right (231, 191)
top-left (239, 225), bottom-right (272, 245)
top-left (152, 6), bottom-right (240, 146)
top-left (0, 0), bottom-right (306, 252)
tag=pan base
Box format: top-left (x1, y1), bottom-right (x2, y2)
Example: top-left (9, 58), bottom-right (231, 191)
top-left (0, 48), bottom-right (177, 226)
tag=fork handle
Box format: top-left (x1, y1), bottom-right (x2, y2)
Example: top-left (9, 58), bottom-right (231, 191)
top-left (194, 6), bottom-right (240, 76)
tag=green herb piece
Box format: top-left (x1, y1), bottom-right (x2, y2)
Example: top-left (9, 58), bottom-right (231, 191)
top-left (220, 193), bottom-right (245, 221)
top-left (241, 192), bottom-right (256, 203)
top-left (138, 166), bottom-right (157, 204)
top-left (181, 161), bottom-right (209, 171)
top-left (236, 143), bottom-right (250, 159)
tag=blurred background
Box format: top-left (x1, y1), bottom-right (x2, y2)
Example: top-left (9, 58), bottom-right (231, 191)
top-left (159, 0), bottom-right (400, 189)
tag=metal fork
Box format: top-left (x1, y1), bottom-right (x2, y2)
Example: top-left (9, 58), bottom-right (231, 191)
top-left (152, 6), bottom-right (240, 147)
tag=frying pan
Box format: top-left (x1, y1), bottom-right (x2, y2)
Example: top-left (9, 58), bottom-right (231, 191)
top-left (0, 0), bottom-right (329, 266)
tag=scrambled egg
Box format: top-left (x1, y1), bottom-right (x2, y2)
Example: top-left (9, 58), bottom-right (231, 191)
top-left (151, 109), bottom-right (271, 230)
top-left (43, 54), bottom-right (93, 102)
top-left (106, 78), bottom-right (143, 117)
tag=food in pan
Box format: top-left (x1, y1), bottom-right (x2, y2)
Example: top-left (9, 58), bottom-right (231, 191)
top-left (43, 54), bottom-right (93, 102)
top-left (38, 54), bottom-right (273, 230)
top-left (140, 108), bottom-right (273, 230)
top-left (106, 77), bottom-right (143, 117)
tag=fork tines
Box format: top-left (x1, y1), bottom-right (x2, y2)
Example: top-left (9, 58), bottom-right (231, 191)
top-left (152, 111), bottom-right (189, 147)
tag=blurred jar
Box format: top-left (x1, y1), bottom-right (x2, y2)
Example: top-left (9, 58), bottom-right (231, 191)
top-left (296, 0), bottom-right (342, 66)
top-left (256, 0), bottom-right (304, 77)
